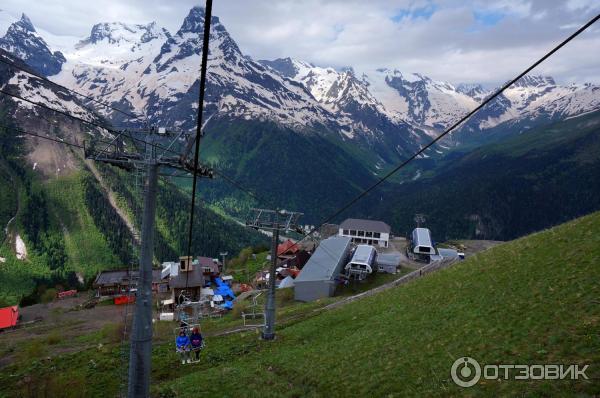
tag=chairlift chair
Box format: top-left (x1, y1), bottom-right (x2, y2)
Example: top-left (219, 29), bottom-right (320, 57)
top-left (241, 291), bottom-right (266, 327)
top-left (174, 322), bottom-right (205, 364)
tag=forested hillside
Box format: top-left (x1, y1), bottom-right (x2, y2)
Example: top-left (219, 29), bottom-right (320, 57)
top-left (189, 116), bottom-right (377, 223)
top-left (0, 107), bottom-right (96, 306)
top-left (0, 156), bottom-right (123, 305)
top-left (374, 111), bottom-right (600, 241)
top-left (0, 105), bottom-right (268, 306)
top-left (3, 104), bottom-right (600, 306)
top-left (97, 163), bottom-right (268, 262)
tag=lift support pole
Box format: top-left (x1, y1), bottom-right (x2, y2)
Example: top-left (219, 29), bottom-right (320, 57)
top-left (85, 133), bottom-right (214, 397)
top-left (127, 162), bottom-right (158, 398)
top-left (263, 225), bottom-right (280, 340)
top-left (245, 208), bottom-right (303, 341)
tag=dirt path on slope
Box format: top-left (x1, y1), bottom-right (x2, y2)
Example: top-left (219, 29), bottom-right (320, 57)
top-left (84, 159), bottom-right (140, 245)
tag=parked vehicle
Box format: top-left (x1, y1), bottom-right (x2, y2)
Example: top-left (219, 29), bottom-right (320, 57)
top-left (57, 289), bottom-right (78, 299)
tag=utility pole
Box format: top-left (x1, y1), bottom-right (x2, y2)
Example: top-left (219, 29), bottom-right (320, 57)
top-left (246, 208), bottom-right (302, 340)
top-left (415, 214), bottom-right (426, 228)
top-left (84, 130), bottom-right (214, 398)
top-left (220, 251), bottom-right (228, 273)
top-left (265, 226), bottom-right (279, 339)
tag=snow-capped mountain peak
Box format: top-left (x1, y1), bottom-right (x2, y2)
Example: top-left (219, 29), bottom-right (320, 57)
top-left (377, 68), bottom-right (479, 130)
top-left (16, 13), bottom-right (35, 32)
top-left (260, 58), bottom-right (368, 106)
top-left (0, 13), bottom-right (65, 76)
top-left (178, 6), bottom-right (207, 35)
top-left (174, 6), bottom-right (222, 36)
top-left (81, 21), bottom-right (166, 46)
top-left (257, 57), bottom-right (423, 153)
top-left (512, 75), bottom-right (556, 88)
top-left (0, 5), bottom-right (598, 163)
top-left (471, 74), bottom-right (599, 130)
top-left (259, 57), bottom-right (314, 79)
top-left (42, 7), bottom-right (334, 130)
top-left (456, 83), bottom-right (487, 100)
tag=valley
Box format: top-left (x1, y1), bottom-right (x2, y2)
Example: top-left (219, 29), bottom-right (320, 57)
top-left (0, 5), bottom-right (599, 304)
top-left (0, 4), bottom-right (598, 397)
top-left (1, 6), bottom-right (599, 227)
top-left (0, 209), bottom-right (598, 397)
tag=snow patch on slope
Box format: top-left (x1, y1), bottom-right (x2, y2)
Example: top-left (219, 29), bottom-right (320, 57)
top-left (16, 234), bottom-right (27, 260)
top-left (8, 71), bottom-right (98, 122)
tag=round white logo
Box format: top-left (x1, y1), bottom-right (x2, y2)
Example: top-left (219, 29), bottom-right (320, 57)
top-left (451, 357), bottom-right (481, 387)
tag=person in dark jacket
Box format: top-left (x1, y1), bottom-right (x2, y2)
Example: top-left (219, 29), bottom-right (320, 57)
top-left (176, 329), bottom-right (191, 364)
top-left (190, 327), bottom-right (204, 362)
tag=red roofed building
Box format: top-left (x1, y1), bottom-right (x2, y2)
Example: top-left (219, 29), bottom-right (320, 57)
top-left (0, 306), bottom-right (19, 330)
top-left (277, 239), bottom-right (299, 257)
top-left (277, 239), bottom-right (311, 269)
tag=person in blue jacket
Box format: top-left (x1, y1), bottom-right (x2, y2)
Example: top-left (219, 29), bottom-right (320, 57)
top-left (176, 329), bottom-right (191, 364)
top-left (190, 327), bottom-right (204, 362)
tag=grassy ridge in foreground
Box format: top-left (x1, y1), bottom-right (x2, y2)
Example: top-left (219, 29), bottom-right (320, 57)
top-left (0, 211), bottom-right (597, 397)
top-left (167, 211), bottom-right (600, 397)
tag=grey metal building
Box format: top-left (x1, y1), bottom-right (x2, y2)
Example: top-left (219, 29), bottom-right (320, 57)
top-left (294, 236), bottom-right (352, 302)
top-left (377, 252), bottom-right (403, 274)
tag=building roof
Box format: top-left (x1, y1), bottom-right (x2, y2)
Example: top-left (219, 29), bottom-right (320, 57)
top-left (161, 261), bottom-right (178, 279)
top-left (278, 276), bottom-right (295, 288)
top-left (295, 236), bottom-right (351, 282)
top-left (340, 218), bottom-right (391, 234)
top-left (377, 252), bottom-right (403, 267)
top-left (0, 306), bottom-right (18, 329)
top-left (412, 228), bottom-right (433, 248)
top-left (93, 269), bottom-right (163, 287)
top-left (198, 256), bottom-right (221, 273)
top-left (349, 244), bottom-right (377, 264)
top-left (277, 239), bottom-right (299, 256)
top-left (198, 256), bottom-right (220, 267)
top-left (169, 265), bottom-right (205, 288)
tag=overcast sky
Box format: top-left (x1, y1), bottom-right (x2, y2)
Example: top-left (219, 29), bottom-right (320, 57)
top-left (2, 0), bottom-right (599, 85)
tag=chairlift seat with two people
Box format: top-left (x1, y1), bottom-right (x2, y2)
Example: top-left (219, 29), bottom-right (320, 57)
top-left (175, 323), bottom-right (205, 364)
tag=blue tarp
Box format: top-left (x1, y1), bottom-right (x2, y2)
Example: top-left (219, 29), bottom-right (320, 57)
top-left (214, 277), bottom-right (235, 300)
top-left (221, 300), bottom-right (233, 310)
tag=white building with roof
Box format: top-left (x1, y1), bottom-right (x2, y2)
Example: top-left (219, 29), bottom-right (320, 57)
top-left (338, 218), bottom-right (391, 248)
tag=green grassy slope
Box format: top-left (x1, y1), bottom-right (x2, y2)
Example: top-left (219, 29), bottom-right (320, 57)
top-left (45, 173), bottom-right (121, 277)
top-left (1, 210), bottom-right (598, 397)
top-left (0, 171), bottom-right (122, 306)
top-left (165, 210), bottom-right (600, 397)
top-left (0, 247), bottom-right (50, 307)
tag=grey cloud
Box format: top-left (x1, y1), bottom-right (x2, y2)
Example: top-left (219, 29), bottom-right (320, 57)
top-left (2, 0), bottom-right (599, 84)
